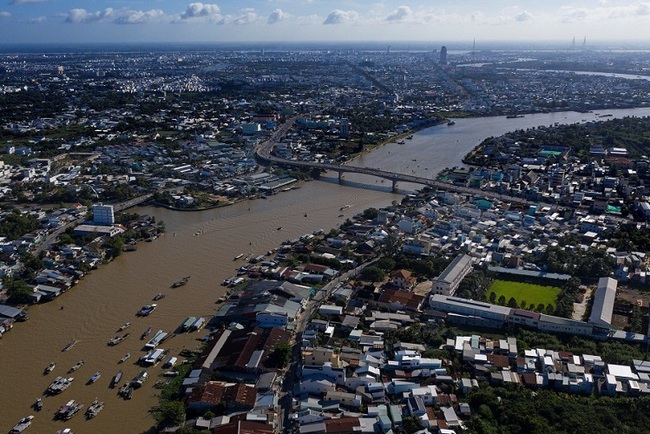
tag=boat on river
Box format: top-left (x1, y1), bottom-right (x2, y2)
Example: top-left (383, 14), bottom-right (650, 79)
top-left (33, 398), bottom-right (43, 411)
top-left (68, 360), bottom-right (84, 373)
top-left (44, 362), bottom-right (56, 375)
top-left (47, 376), bottom-right (74, 394)
top-left (233, 253), bottom-right (244, 260)
top-left (136, 304), bottom-right (157, 317)
top-left (85, 399), bottom-right (104, 419)
top-left (119, 352), bottom-right (131, 364)
top-left (56, 400), bottom-right (84, 420)
top-left (111, 370), bottom-right (123, 387)
top-left (140, 326), bottom-right (152, 340)
top-left (108, 333), bottom-right (130, 346)
top-left (152, 293), bottom-right (165, 301)
top-left (87, 371), bottom-right (101, 384)
top-left (144, 330), bottom-right (167, 349)
top-left (117, 322), bottom-right (131, 332)
top-left (61, 339), bottom-right (77, 352)
top-left (171, 276), bottom-right (190, 288)
top-left (9, 415), bottom-right (33, 433)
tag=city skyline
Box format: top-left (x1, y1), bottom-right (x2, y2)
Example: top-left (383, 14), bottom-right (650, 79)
top-left (1, 1), bottom-right (650, 46)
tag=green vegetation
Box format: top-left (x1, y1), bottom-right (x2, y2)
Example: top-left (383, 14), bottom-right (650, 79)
top-left (466, 385), bottom-right (650, 434)
top-left (488, 280), bottom-right (561, 311)
top-left (0, 210), bottom-right (41, 241)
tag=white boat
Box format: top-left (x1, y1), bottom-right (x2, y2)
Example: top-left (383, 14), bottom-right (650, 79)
top-left (144, 330), bottom-right (167, 349)
top-left (85, 399), bottom-right (104, 419)
top-left (119, 352), bottom-right (131, 364)
top-left (68, 360), bottom-right (84, 373)
top-left (44, 362), bottom-right (56, 374)
top-left (47, 376), bottom-right (74, 394)
top-left (112, 370), bottom-right (123, 387)
top-left (56, 400), bottom-right (84, 420)
top-left (136, 304), bottom-right (157, 316)
top-left (108, 333), bottom-right (130, 346)
top-left (117, 322), bottom-right (131, 332)
top-left (9, 415), bottom-right (33, 433)
top-left (233, 253), bottom-right (244, 260)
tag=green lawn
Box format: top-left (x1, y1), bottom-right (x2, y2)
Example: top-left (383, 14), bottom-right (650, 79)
top-left (488, 280), bottom-right (561, 310)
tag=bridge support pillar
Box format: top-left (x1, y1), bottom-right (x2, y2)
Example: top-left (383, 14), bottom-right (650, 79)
top-left (338, 171), bottom-right (343, 183)
top-left (392, 180), bottom-right (397, 192)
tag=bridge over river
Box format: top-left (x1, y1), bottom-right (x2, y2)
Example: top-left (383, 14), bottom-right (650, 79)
top-left (255, 118), bottom-right (533, 206)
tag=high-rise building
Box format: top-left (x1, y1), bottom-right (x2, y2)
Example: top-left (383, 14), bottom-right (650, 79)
top-left (440, 46), bottom-right (448, 65)
top-left (93, 204), bottom-right (115, 226)
top-left (339, 118), bottom-right (350, 138)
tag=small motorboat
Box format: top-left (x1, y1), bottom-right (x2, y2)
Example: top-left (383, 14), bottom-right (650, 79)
top-left (119, 353), bottom-right (131, 364)
top-left (44, 362), bottom-right (56, 375)
top-left (87, 371), bottom-right (101, 384)
top-left (34, 398), bottom-right (43, 411)
top-left (117, 322), bottom-right (131, 332)
top-left (85, 399), bottom-right (104, 419)
top-left (108, 333), bottom-right (130, 346)
top-left (152, 293), bottom-right (165, 301)
top-left (9, 415), bottom-right (34, 433)
top-left (112, 370), bottom-right (123, 387)
top-left (68, 360), bottom-right (84, 373)
top-left (140, 326), bottom-right (152, 340)
top-left (171, 276), bottom-right (190, 288)
top-left (136, 304), bottom-right (157, 317)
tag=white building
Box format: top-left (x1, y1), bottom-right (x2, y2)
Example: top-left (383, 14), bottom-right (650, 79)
top-left (431, 254), bottom-right (474, 296)
top-left (589, 277), bottom-right (617, 330)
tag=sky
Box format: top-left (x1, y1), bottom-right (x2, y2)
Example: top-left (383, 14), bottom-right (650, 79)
top-left (0, 1), bottom-right (649, 46)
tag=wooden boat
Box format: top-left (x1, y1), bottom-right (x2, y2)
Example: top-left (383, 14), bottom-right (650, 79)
top-left (62, 339), bottom-right (77, 352)
top-left (108, 333), bottom-right (130, 346)
top-left (56, 400), bottom-right (84, 420)
top-left (9, 415), bottom-right (33, 433)
top-left (44, 362), bottom-right (56, 375)
top-left (152, 293), bottom-right (165, 301)
top-left (34, 398), bottom-right (43, 411)
top-left (112, 370), bottom-right (123, 387)
top-left (171, 276), bottom-right (190, 288)
top-left (140, 326), bottom-right (152, 340)
top-left (85, 399), bottom-right (104, 419)
top-left (118, 353), bottom-right (131, 364)
top-left (87, 371), bottom-right (101, 384)
top-left (68, 360), bottom-right (84, 373)
top-left (136, 304), bottom-right (157, 317)
top-left (117, 322), bottom-right (131, 332)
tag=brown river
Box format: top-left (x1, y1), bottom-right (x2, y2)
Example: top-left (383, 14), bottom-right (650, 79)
top-left (2, 108), bottom-right (650, 433)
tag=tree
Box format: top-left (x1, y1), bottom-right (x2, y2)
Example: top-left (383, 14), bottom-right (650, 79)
top-left (362, 207), bottom-right (378, 220)
top-left (376, 257), bottom-right (396, 271)
top-left (537, 303), bottom-right (545, 312)
top-left (545, 304), bottom-right (555, 315)
top-left (489, 292), bottom-right (497, 303)
top-left (508, 297), bottom-right (518, 308)
top-left (5, 278), bottom-right (33, 304)
top-left (497, 295), bottom-right (506, 305)
top-left (361, 266), bottom-right (385, 282)
top-left (155, 401), bottom-right (186, 426)
top-left (519, 299), bottom-right (528, 309)
top-left (267, 341), bottom-right (291, 369)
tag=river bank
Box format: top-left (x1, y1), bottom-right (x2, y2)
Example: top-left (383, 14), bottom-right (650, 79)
top-left (3, 107), bottom-right (650, 434)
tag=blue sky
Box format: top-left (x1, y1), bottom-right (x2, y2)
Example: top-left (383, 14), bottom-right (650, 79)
top-left (0, 1), bottom-right (649, 45)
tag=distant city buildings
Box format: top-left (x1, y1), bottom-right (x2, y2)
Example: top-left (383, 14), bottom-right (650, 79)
top-left (440, 46), bottom-right (448, 65)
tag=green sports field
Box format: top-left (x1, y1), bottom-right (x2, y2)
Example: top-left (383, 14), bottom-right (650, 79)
top-left (487, 279), bottom-right (561, 310)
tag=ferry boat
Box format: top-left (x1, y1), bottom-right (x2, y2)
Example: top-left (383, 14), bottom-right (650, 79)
top-left (62, 339), bottom-right (77, 352)
top-left (56, 400), bottom-right (84, 420)
top-left (171, 276), bottom-right (190, 288)
top-left (118, 352), bottom-right (131, 364)
top-left (87, 371), bottom-right (101, 384)
top-left (85, 399), bottom-right (104, 419)
top-left (136, 304), bottom-right (157, 317)
top-left (9, 415), bottom-right (33, 433)
top-left (47, 376), bottom-right (74, 394)
top-left (68, 360), bottom-right (84, 373)
top-left (44, 362), bottom-right (56, 375)
top-left (108, 333), bottom-right (130, 346)
top-left (140, 326), bottom-right (152, 340)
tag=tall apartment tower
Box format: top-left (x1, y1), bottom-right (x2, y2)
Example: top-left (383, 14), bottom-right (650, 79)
top-left (93, 204), bottom-right (115, 226)
top-left (440, 46), bottom-right (448, 65)
top-left (339, 118), bottom-right (350, 138)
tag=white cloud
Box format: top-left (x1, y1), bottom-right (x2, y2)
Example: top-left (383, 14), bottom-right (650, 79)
top-left (514, 11), bottom-right (534, 22)
top-left (268, 8), bottom-right (288, 25)
top-left (385, 6), bottom-right (413, 23)
top-left (231, 8), bottom-right (258, 25)
top-left (114, 9), bottom-right (165, 25)
top-left (323, 9), bottom-right (358, 25)
top-left (65, 8), bottom-right (114, 24)
top-left (560, 2), bottom-right (650, 23)
top-left (0, 11), bottom-right (11, 18)
top-left (29, 16), bottom-right (46, 23)
top-left (178, 3), bottom-right (223, 23)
